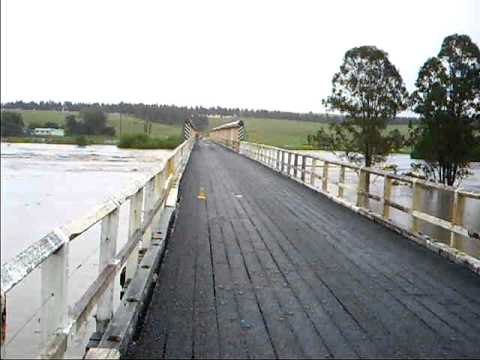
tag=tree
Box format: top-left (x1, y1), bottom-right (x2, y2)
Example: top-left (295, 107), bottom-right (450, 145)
top-left (320, 46), bottom-right (409, 167)
top-left (190, 113), bottom-right (209, 131)
top-left (45, 121), bottom-right (60, 129)
top-left (410, 34), bottom-right (480, 186)
top-left (28, 121), bottom-right (43, 129)
top-left (78, 108), bottom-right (115, 136)
top-left (65, 114), bottom-right (81, 135)
top-left (80, 108), bottom-right (108, 135)
top-left (1, 111), bottom-right (25, 136)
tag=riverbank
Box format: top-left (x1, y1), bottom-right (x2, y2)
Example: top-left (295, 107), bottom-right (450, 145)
top-left (1, 134), bottom-right (184, 149)
top-left (117, 134), bottom-right (183, 149)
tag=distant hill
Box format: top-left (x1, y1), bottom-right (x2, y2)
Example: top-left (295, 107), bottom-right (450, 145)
top-left (209, 116), bottom-right (412, 149)
top-left (1, 100), bottom-right (418, 128)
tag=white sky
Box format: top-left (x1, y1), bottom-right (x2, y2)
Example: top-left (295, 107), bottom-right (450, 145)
top-left (1, 0), bottom-right (479, 113)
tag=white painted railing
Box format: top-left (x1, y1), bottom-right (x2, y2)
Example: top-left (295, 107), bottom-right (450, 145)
top-left (0, 137), bottom-right (195, 359)
top-left (218, 140), bottom-right (480, 272)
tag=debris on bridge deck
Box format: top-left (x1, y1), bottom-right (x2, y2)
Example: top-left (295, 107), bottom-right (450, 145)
top-left (127, 141), bottom-right (480, 359)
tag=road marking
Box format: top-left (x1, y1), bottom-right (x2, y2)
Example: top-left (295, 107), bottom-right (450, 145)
top-left (198, 187), bottom-right (207, 200)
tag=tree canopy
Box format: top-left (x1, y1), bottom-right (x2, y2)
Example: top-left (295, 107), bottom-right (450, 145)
top-left (1, 111), bottom-right (25, 137)
top-left (65, 109), bottom-right (115, 136)
top-left (319, 45), bottom-right (408, 167)
top-left (410, 34), bottom-right (480, 186)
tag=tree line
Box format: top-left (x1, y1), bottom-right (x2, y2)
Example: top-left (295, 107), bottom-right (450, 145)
top-left (1, 100), bottom-right (417, 127)
top-left (311, 33), bottom-right (479, 186)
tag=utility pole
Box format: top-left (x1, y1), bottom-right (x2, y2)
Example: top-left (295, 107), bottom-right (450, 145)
top-left (119, 112), bottom-right (123, 137)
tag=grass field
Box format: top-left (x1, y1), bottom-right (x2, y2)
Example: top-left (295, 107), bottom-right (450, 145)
top-left (8, 110), bottom-right (182, 139)
top-left (209, 116), bottom-right (411, 149)
top-left (4, 110), bottom-right (411, 149)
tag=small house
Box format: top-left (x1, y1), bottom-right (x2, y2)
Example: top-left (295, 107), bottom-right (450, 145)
top-left (33, 128), bottom-right (65, 137)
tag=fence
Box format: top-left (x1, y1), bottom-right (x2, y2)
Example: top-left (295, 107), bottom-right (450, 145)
top-left (0, 137), bottom-right (195, 359)
top-left (217, 139), bottom-right (480, 271)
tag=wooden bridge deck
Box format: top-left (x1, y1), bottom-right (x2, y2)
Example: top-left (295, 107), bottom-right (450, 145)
top-left (127, 141), bottom-right (480, 359)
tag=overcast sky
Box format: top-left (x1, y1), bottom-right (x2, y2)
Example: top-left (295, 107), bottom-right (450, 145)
top-left (1, 0), bottom-right (479, 113)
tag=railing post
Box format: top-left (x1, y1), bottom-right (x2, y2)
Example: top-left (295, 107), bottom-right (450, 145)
top-left (153, 171), bottom-right (166, 226)
top-left (310, 158), bottom-right (318, 186)
top-left (281, 151), bottom-right (285, 173)
top-left (382, 176), bottom-right (392, 219)
top-left (96, 208), bottom-right (119, 333)
top-left (322, 161), bottom-right (329, 192)
top-left (338, 165), bottom-right (345, 198)
top-left (142, 178), bottom-right (156, 250)
top-left (294, 154), bottom-right (299, 178)
top-left (411, 180), bottom-right (421, 233)
top-left (287, 152), bottom-right (292, 176)
top-left (125, 188), bottom-right (144, 287)
top-left (356, 168), bottom-right (368, 207)
top-left (450, 191), bottom-right (465, 248)
top-left (301, 155), bottom-right (306, 182)
top-left (40, 232), bottom-right (69, 348)
top-left (166, 157), bottom-right (174, 177)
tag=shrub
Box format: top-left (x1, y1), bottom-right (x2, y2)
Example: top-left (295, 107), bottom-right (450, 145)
top-left (1, 111), bottom-right (25, 136)
top-left (117, 134), bottom-right (183, 149)
top-left (75, 135), bottom-right (89, 147)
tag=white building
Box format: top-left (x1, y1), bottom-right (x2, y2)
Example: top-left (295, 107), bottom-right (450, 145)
top-left (33, 128), bottom-right (65, 137)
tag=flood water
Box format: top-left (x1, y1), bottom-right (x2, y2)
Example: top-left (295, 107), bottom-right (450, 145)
top-left (1, 143), bottom-right (172, 358)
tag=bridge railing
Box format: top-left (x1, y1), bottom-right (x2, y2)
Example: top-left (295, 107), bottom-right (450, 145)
top-left (219, 140), bottom-right (479, 270)
top-left (0, 137), bottom-right (195, 359)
